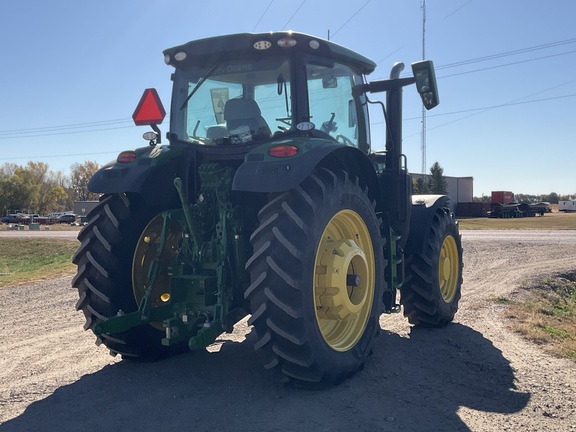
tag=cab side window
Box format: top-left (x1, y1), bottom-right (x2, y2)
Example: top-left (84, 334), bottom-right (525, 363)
top-left (307, 62), bottom-right (359, 147)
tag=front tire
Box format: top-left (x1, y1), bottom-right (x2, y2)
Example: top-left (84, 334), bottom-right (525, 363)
top-left (401, 208), bottom-right (463, 326)
top-left (245, 169), bottom-right (386, 387)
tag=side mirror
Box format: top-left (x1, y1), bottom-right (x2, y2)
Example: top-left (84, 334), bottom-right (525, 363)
top-left (411, 60), bottom-right (440, 110)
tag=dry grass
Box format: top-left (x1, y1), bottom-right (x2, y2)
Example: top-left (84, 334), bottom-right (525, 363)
top-left (502, 273), bottom-right (576, 362)
top-left (459, 211), bottom-right (576, 230)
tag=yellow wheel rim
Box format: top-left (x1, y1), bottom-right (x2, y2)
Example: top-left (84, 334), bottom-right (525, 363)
top-left (438, 235), bottom-right (459, 303)
top-left (313, 210), bottom-right (375, 352)
top-left (132, 213), bottom-right (182, 329)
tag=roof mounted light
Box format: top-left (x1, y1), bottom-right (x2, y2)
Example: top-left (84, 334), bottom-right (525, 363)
top-left (164, 54), bottom-right (171, 64)
top-left (309, 40), bottom-right (320, 50)
top-left (277, 37), bottom-right (297, 48)
top-left (174, 51), bottom-right (187, 61)
top-left (254, 40), bottom-right (272, 50)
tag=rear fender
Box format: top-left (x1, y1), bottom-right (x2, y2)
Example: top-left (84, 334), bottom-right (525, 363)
top-left (404, 194), bottom-right (455, 255)
top-left (88, 145), bottom-right (190, 208)
top-left (232, 139), bottom-right (380, 202)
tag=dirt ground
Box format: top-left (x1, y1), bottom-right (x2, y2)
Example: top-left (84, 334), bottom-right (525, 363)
top-left (1, 230), bottom-right (575, 432)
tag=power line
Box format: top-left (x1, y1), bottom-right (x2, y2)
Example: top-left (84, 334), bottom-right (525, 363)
top-left (0, 124), bottom-right (136, 140)
top-left (400, 89), bottom-right (576, 139)
top-left (0, 118), bottom-right (132, 136)
top-left (381, 36), bottom-right (576, 80)
top-left (403, 93), bottom-right (576, 122)
top-left (331, 1), bottom-right (372, 38)
top-left (442, 0), bottom-right (473, 20)
top-left (0, 151), bottom-right (121, 162)
top-left (438, 49), bottom-right (576, 79)
top-left (372, 78), bottom-right (576, 128)
top-left (252, 0), bottom-right (274, 32)
top-left (436, 37), bottom-right (576, 70)
top-left (281, 1), bottom-right (306, 30)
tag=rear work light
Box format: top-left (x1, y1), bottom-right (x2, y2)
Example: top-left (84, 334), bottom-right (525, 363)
top-left (277, 37), bottom-right (297, 48)
top-left (117, 151), bottom-right (137, 163)
top-left (268, 145), bottom-right (299, 158)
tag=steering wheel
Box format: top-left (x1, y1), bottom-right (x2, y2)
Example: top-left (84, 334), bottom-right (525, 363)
top-left (336, 134), bottom-right (354, 146)
top-left (321, 113), bottom-right (338, 133)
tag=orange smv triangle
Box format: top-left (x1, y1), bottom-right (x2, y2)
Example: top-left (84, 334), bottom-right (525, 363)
top-left (132, 88), bottom-right (166, 126)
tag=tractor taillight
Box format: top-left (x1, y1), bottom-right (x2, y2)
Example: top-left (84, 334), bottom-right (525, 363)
top-left (117, 151), bottom-right (137, 163)
top-left (268, 145), bottom-right (299, 157)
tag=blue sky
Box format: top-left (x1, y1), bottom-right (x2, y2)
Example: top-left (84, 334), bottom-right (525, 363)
top-left (1, 0), bottom-right (575, 197)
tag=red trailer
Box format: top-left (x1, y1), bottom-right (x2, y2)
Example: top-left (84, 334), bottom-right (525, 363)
top-left (491, 191), bottom-right (514, 204)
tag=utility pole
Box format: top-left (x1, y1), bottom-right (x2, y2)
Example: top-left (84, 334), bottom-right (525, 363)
top-left (421, 0), bottom-right (427, 174)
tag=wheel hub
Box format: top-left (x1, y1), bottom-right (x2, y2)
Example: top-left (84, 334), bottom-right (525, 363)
top-left (316, 239), bottom-right (370, 321)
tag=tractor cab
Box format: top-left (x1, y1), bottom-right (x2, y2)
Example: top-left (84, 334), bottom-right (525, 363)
top-left (163, 32), bottom-right (376, 154)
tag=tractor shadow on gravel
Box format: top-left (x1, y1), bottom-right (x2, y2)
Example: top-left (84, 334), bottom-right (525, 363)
top-left (1, 322), bottom-right (529, 432)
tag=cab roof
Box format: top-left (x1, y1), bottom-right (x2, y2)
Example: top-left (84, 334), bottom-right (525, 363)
top-left (163, 31), bottom-right (377, 75)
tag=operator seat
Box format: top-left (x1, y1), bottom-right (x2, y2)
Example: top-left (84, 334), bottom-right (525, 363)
top-left (224, 96), bottom-right (271, 144)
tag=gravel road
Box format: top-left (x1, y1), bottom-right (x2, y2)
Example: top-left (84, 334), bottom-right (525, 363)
top-left (1, 230), bottom-right (575, 431)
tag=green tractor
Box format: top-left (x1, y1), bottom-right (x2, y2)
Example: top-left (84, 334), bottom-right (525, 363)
top-left (72, 32), bottom-right (462, 387)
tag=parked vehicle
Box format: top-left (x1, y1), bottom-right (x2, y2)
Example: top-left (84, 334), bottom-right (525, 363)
top-left (488, 191), bottom-right (549, 218)
top-left (559, 200), bottom-right (576, 212)
top-left (0, 214), bottom-right (20, 224)
top-left (57, 214), bottom-right (77, 223)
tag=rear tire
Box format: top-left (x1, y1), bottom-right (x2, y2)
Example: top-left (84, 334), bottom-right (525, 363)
top-left (72, 193), bottom-right (185, 359)
top-left (401, 208), bottom-right (463, 326)
top-left (245, 169), bottom-right (385, 387)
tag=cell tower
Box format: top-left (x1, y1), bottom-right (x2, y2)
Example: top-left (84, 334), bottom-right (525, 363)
top-left (421, 0), bottom-right (427, 174)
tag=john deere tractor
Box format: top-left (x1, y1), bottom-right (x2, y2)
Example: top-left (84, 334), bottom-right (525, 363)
top-left (72, 32), bottom-right (462, 387)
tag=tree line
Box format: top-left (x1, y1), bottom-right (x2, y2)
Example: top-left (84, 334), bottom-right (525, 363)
top-left (2, 159), bottom-right (571, 216)
top-left (473, 192), bottom-right (573, 204)
top-left (4, 160), bottom-right (449, 215)
top-left (0, 161), bottom-right (100, 215)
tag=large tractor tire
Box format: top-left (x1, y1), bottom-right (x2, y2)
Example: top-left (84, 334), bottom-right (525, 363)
top-left (72, 193), bottom-right (185, 360)
top-left (401, 208), bottom-right (463, 326)
top-left (245, 168), bottom-right (386, 387)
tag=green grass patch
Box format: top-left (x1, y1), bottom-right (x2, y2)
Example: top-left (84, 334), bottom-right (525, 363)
top-left (0, 238), bottom-right (78, 288)
top-left (537, 323), bottom-right (572, 339)
top-left (505, 272), bottom-right (576, 363)
top-left (494, 296), bottom-right (518, 305)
